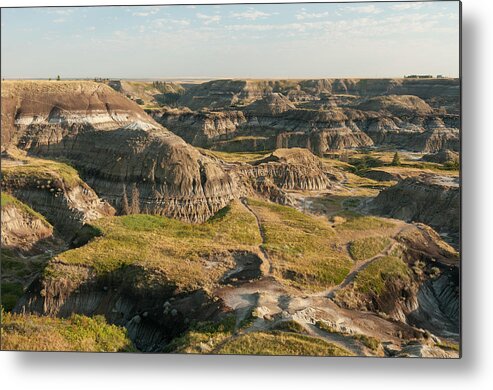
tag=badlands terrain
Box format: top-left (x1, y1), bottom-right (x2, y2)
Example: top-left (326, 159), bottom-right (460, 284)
top-left (1, 78), bottom-right (460, 357)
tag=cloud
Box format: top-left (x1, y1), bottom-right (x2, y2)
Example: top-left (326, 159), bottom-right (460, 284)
top-left (197, 13), bottom-right (221, 25)
top-left (52, 18), bottom-right (66, 24)
top-left (230, 8), bottom-right (271, 21)
top-left (346, 5), bottom-right (382, 14)
top-left (391, 3), bottom-right (424, 11)
top-left (86, 26), bottom-right (96, 31)
top-left (132, 7), bottom-right (160, 17)
top-left (295, 11), bottom-right (329, 20)
top-left (48, 9), bottom-right (73, 16)
top-left (151, 18), bottom-right (191, 29)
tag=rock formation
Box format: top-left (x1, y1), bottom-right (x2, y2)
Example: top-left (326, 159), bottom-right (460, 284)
top-left (1, 153), bottom-right (115, 239)
top-left (149, 78), bottom-right (459, 154)
top-left (370, 174), bottom-right (460, 246)
top-left (237, 148), bottom-right (333, 191)
top-left (422, 149), bottom-right (459, 164)
top-left (1, 193), bottom-right (59, 254)
top-left (1, 81), bottom-right (236, 223)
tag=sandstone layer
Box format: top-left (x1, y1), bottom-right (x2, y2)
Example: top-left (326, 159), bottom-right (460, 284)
top-left (1, 81), bottom-right (236, 223)
top-left (150, 78), bottom-right (459, 154)
top-left (370, 174), bottom-right (460, 246)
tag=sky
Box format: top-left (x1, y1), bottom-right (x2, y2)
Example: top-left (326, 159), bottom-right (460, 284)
top-left (0, 1), bottom-right (460, 79)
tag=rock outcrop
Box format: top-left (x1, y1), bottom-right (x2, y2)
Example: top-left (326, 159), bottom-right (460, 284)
top-left (238, 148), bottom-right (333, 191)
top-left (1, 81), bottom-right (236, 223)
top-left (177, 78), bottom-right (459, 111)
top-left (1, 193), bottom-right (59, 254)
top-left (1, 156), bottom-right (115, 239)
top-left (422, 149), bottom-right (459, 164)
top-left (334, 223), bottom-right (459, 339)
top-left (244, 93), bottom-right (296, 115)
top-left (370, 174), bottom-right (460, 246)
top-left (150, 78), bottom-right (459, 154)
top-left (354, 95), bottom-right (434, 116)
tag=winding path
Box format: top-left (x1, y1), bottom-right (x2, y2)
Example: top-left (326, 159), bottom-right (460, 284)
top-left (240, 197), bottom-right (273, 275)
top-left (323, 240), bottom-right (398, 299)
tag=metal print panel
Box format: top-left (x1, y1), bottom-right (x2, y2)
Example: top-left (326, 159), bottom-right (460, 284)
top-left (0, 1), bottom-right (461, 357)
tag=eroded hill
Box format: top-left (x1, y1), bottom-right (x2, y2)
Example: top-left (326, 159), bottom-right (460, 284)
top-left (1, 79), bottom-right (460, 357)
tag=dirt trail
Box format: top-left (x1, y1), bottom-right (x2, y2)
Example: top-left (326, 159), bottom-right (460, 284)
top-left (240, 198), bottom-right (273, 275)
top-left (321, 240), bottom-right (398, 299)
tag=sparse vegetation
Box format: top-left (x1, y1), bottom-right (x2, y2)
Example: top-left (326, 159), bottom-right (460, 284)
top-left (353, 256), bottom-right (411, 295)
top-left (315, 320), bottom-right (338, 333)
top-left (1, 156), bottom-right (82, 190)
top-left (50, 200), bottom-right (261, 290)
top-left (335, 212), bottom-right (395, 231)
top-left (1, 311), bottom-right (135, 352)
top-left (1, 192), bottom-right (49, 224)
top-left (247, 199), bottom-right (352, 291)
top-left (391, 152), bottom-right (401, 166)
top-left (315, 321), bottom-right (380, 352)
top-left (348, 236), bottom-right (391, 261)
top-left (217, 331), bottom-right (353, 356)
top-left (1, 282), bottom-right (24, 311)
top-left (273, 320), bottom-right (307, 334)
top-left (436, 340), bottom-right (460, 352)
top-left (353, 334), bottom-right (380, 351)
top-left (165, 315), bottom-right (236, 353)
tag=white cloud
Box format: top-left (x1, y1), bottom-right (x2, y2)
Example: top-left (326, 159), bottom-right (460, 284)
top-left (86, 26), bottom-right (96, 31)
top-left (230, 8), bottom-right (271, 21)
top-left (391, 3), bottom-right (424, 11)
top-left (132, 7), bottom-right (160, 17)
top-left (48, 9), bottom-right (73, 16)
top-left (296, 11), bottom-right (329, 20)
top-left (197, 13), bottom-right (221, 25)
top-left (151, 18), bottom-right (191, 29)
top-left (346, 5), bottom-right (382, 14)
top-left (52, 18), bottom-right (66, 24)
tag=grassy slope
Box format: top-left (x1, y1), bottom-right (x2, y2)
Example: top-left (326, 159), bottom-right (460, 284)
top-left (1, 312), bottom-right (135, 352)
top-left (247, 199), bottom-right (352, 290)
top-left (1, 156), bottom-right (83, 190)
top-left (348, 236), bottom-right (391, 261)
top-left (1, 193), bottom-right (54, 311)
top-left (217, 331), bottom-right (353, 356)
top-left (353, 256), bottom-right (411, 295)
top-left (50, 200), bottom-right (261, 291)
top-left (1, 192), bottom-right (50, 224)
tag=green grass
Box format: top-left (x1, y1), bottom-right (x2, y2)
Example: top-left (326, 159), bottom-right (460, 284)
top-left (315, 320), bottom-right (339, 333)
top-left (247, 199), bottom-right (352, 291)
top-left (217, 331), bottom-right (353, 356)
top-left (353, 256), bottom-right (411, 295)
top-left (348, 236), bottom-right (391, 261)
top-left (335, 212), bottom-right (395, 231)
top-left (49, 200), bottom-right (261, 291)
top-left (1, 282), bottom-right (24, 311)
top-left (1, 157), bottom-right (82, 190)
top-left (272, 320), bottom-right (307, 334)
top-left (1, 312), bottom-right (135, 352)
top-left (165, 315), bottom-right (237, 354)
top-left (315, 321), bottom-right (380, 352)
top-left (353, 334), bottom-right (381, 351)
top-left (0, 192), bottom-right (49, 224)
top-left (436, 340), bottom-right (460, 352)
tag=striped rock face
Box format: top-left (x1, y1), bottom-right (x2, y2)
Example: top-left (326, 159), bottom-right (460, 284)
top-left (1, 81), bottom-right (236, 223)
